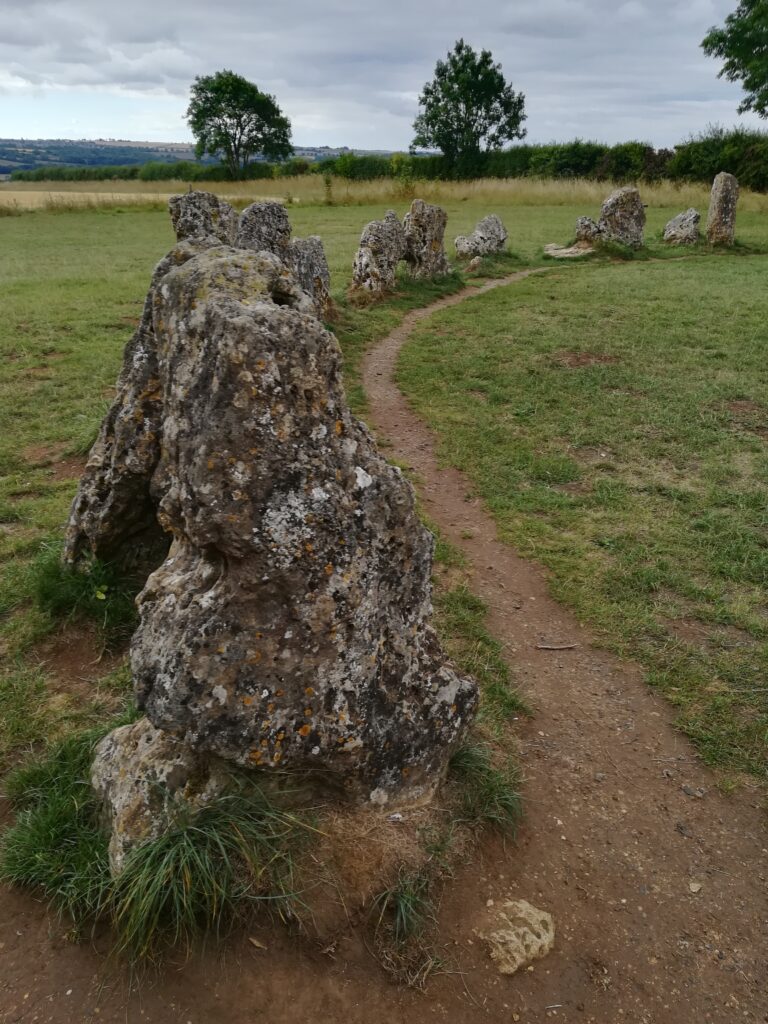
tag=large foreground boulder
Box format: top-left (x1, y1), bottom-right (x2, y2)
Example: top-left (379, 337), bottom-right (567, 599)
top-left (598, 187), bottom-right (645, 248)
top-left (351, 211), bottom-right (406, 293)
top-left (69, 192), bottom-right (478, 865)
top-left (403, 199), bottom-right (450, 277)
top-left (455, 214), bottom-right (508, 258)
top-left (706, 172), bottom-right (739, 246)
top-left (129, 245), bottom-right (477, 802)
top-left (663, 209), bottom-right (700, 245)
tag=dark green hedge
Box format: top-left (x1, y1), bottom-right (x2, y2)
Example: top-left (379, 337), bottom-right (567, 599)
top-left (11, 128), bottom-right (768, 191)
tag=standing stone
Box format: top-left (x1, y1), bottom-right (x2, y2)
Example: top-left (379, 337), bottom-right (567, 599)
top-left (454, 214), bottom-right (508, 258)
top-left (351, 211), bottom-right (407, 294)
top-left (290, 236), bottom-right (332, 318)
top-left (238, 201), bottom-right (332, 318)
top-left (129, 246), bottom-right (477, 803)
top-left (169, 191), bottom-right (238, 245)
top-left (706, 172), bottom-right (739, 245)
top-left (403, 199), bottom-right (450, 278)
top-left (237, 200), bottom-right (292, 259)
top-left (77, 201), bottom-right (478, 864)
top-left (598, 187), bottom-right (645, 248)
top-left (663, 209), bottom-right (700, 245)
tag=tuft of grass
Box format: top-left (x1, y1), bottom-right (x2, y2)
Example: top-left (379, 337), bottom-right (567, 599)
top-left (1, 725), bottom-right (313, 962)
top-left (435, 584), bottom-right (530, 728)
top-left (31, 541), bottom-right (140, 644)
top-left (371, 866), bottom-right (434, 945)
top-left (1, 726), bottom-right (116, 925)
top-left (111, 785), bottom-right (309, 961)
top-left (449, 739), bottom-right (523, 833)
top-left (0, 664), bottom-right (50, 768)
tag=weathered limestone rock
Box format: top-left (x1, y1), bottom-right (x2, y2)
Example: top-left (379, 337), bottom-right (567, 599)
top-left (403, 199), bottom-right (450, 278)
top-left (351, 211), bottom-right (407, 293)
top-left (706, 172), bottom-right (739, 245)
top-left (480, 899), bottom-right (555, 975)
top-left (454, 214), bottom-right (508, 258)
top-left (238, 202), bottom-right (332, 317)
top-left (127, 245), bottom-right (477, 807)
top-left (92, 717), bottom-right (228, 873)
top-left (64, 196), bottom-right (317, 571)
top-left (575, 216), bottom-right (603, 243)
top-left (598, 187), bottom-right (645, 248)
top-left (169, 191), bottom-right (238, 245)
top-left (75, 195), bottom-right (478, 862)
top-left (290, 236), bottom-right (332, 318)
top-left (663, 208), bottom-right (700, 245)
top-left (237, 200), bottom-right (292, 259)
top-left (544, 242), bottom-right (594, 259)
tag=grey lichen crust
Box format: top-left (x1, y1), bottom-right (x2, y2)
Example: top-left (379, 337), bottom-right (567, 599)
top-left (71, 192), bottom-right (478, 862)
top-left (455, 214), bottom-right (508, 258)
top-left (706, 172), bottom-right (739, 246)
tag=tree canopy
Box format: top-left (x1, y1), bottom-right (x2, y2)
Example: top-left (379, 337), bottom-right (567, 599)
top-left (411, 40), bottom-right (526, 177)
top-left (186, 70), bottom-right (293, 179)
top-left (702, 0), bottom-right (768, 118)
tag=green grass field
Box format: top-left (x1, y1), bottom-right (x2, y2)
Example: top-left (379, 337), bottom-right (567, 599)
top-left (400, 251), bottom-right (768, 781)
top-left (1, 196), bottom-right (767, 788)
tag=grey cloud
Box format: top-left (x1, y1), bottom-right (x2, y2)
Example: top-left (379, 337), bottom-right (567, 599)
top-left (0, 0), bottom-right (762, 146)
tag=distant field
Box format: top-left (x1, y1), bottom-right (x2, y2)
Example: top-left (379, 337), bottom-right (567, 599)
top-left (5, 173), bottom-right (768, 213)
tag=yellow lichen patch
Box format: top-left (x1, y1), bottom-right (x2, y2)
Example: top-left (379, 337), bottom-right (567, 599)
top-left (298, 724), bottom-right (311, 737)
top-left (247, 651), bottom-right (262, 664)
top-left (305, 542), bottom-right (314, 553)
top-left (267, 702), bottom-right (275, 713)
top-left (248, 750), bottom-right (263, 763)
top-left (324, 564), bottom-right (334, 576)
top-left (276, 689), bottom-right (284, 697)
top-left (207, 458), bottom-right (216, 470)
top-left (272, 752), bottom-right (282, 764)
top-left (305, 686), bottom-right (315, 696)
top-left (242, 696), bottom-right (253, 706)
top-left (335, 420), bottom-right (343, 436)
top-left (304, 707), bottom-right (313, 718)
top-left (276, 730), bottom-right (285, 741)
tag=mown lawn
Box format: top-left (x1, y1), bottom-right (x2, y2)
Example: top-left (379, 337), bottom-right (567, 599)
top-left (399, 251), bottom-right (768, 781)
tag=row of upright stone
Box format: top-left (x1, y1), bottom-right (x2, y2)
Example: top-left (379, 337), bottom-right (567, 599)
top-left (572, 172), bottom-right (740, 252)
top-left (351, 199), bottom-right (508, 294)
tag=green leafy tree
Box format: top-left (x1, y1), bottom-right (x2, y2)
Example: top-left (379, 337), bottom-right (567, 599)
top-left (411, 39), bottom-right (526, 177)
top-left (186, 70), bottom-right (293, 179)
top-left (702, 1), bottom-right (768, 117)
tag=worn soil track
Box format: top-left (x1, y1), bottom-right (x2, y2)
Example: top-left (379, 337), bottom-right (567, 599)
top-left (1, 270), bottom-right (766, 1023)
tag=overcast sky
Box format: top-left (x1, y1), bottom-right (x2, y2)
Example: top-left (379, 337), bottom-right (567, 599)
top-left (0, 0), bottom-right (763, 149)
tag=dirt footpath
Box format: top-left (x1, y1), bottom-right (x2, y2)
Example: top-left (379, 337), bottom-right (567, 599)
top-left (1, 272), bottom-right (766, 1024)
